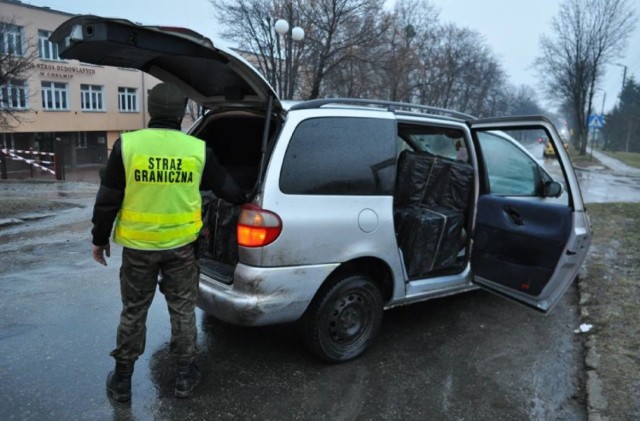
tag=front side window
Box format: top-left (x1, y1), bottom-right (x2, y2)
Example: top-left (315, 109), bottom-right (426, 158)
top-left (280, 117), bottom-right (397, 195)
top-left (476, 131), bottom-right (539, 196)
top-left (41, 81), bottom-right (69, 110)
top-left (38, 30), bottom-right (59, 60)
top-left (81, 84), bottom-right (104, 111)
top-left (0, 80), bottom-right (28, 110)
top-left (1, 24), bottom-right (23, 56)
top-left (118, 87), bottom-right (138, 112)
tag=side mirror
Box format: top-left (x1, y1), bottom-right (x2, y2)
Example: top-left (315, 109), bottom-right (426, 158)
top-left (543, 181), bottom-right (563, 198)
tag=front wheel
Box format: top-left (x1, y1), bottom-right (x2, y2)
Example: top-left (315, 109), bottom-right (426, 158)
top-left (302, 274), bottom-right (383, 363)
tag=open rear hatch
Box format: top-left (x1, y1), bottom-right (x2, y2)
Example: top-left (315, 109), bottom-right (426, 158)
top-left (50, 15), bottom-right (281, 110)
top-left (51, 16), bottom-right (282, 280)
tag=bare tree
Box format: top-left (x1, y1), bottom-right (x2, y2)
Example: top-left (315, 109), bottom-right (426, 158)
top-left (374, 0), bottom-right (438, 102)
top-left (213, 0), bottom-right (299, 98)
top-left (0, 17), bottom-right (36, 131)
top-left (212, 0), bottom-right (513, 112)
top-left (301, 0), bottom-right (389, 99)
top-left (213, 0), bottom-right (389, 100)
top-left (506, 85), bottom-right (545, 116)
top-left (536, 0), bottom-right (635, 155)
top-left (414, 24), bottom-right (507, 116)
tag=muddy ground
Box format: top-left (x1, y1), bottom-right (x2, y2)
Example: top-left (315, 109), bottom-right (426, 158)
top-left (579, 203), bottom-right (640, 419)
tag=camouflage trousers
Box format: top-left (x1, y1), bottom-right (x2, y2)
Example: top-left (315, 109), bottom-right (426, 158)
top-left (110, 243), bottom-right (198, 363)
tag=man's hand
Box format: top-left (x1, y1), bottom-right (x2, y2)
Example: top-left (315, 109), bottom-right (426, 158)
top-left (92, 242), bottom-right (111, 266)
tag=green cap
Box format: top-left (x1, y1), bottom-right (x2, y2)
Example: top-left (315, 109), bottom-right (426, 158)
top-left (148, 83), bottom-right (186, 118)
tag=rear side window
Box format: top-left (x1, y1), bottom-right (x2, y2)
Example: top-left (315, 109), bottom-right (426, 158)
top-left (280, 117), bottom-right (396, 195)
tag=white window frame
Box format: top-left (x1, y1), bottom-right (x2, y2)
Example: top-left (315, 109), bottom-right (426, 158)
top-left (0, 80), bottom-right (28, 110)
top-left (75, 132), bottom-right (88, 149)
top-left (81, 84), bottom-right (104, 111)
top-left (118, 87), bottom-right (138, 112)
top-left (1, 133), bottom-right (16, 150)
top-left (38, 29), bottom-right (60, 60)
top-left (1, 24), bottom-right (23, 56)
top-left (41, 81), bottom-right (69, 111)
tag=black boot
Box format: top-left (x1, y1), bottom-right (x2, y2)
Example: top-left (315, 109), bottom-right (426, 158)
top-left (106, 361), bottom-right (134, 402)
top-left (174, 360), bottom-right (201, 398)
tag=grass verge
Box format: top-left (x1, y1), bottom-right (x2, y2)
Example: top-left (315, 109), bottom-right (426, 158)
top-left (567, 146), bottom-right (603, 169)
top-left (600, 151), bottom-right (640, 169)
top-left (581, 202), bottom-right (640, 418)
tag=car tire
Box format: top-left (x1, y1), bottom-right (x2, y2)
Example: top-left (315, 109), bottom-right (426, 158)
top-left (302, 274), bottom-right (383, 363)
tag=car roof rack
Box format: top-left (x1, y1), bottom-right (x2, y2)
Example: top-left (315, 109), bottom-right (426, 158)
top-left (289, 98), bottom-right (476, 120)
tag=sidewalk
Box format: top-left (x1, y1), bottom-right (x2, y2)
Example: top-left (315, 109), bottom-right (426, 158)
top-left (2, 164), bottom-right (102, 184)
top-left (590, 150), bottom-right (640, 176)
top-left (61, 165), bottom-right (102, 183)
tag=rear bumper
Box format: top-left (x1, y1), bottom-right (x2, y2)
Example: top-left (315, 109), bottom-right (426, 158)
top-left (197, 262), bottom-right (339, 326)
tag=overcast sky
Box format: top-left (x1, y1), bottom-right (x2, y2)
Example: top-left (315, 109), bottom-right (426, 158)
top-left (29, 0), bottom-right (640, 113)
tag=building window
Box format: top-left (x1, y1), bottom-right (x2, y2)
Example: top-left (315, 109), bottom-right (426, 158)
top-left (0, 80), bottom-right (28, 110)
top-left (0, 24), bottom-right (23, 56)
top-left (118, 87), bottom-right (138, 112)
top-left (75, 132), bottom-right (88, 149)
top-left (38, 30), bottom-right (60, 60)
top-left (41, 81), bottom-right (69, 110)
top-left (81, 84), bottom-right (104, 111)
top-left (1, 133), bottom-right (16, 150)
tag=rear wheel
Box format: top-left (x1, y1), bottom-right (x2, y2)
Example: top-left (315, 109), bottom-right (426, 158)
top-left (302, 274), bottom-right (383, 363)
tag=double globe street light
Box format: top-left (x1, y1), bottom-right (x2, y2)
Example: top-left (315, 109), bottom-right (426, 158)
top-left (274, 18), bottom-right (304, 100)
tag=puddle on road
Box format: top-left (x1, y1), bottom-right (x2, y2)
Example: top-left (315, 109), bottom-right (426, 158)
top-left (0, 181), bottom-right (98, 200)
top-left (27, 242), bottom-right (85, 256)
top-left (574, 169), bottom-right (640, 203)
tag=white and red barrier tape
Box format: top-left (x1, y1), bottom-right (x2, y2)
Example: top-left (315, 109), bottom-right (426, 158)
top-left (1, 149), bottom-right (55, 175)
top-left (1, 148), bottom-right (55, 157)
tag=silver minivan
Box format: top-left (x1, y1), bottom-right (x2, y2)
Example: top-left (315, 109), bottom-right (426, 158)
top-left (53, 16), bottom-right (591, 363)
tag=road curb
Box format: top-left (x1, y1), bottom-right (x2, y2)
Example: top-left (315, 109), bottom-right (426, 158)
top-left (578, 270), bottom-right (609, 420)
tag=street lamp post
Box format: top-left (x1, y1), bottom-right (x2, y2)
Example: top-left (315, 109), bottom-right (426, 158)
top-left (275, 11), bottom-right (304, 100)
top-left (591, 90), bottom-right (606, 160)
top-left (614, 63), bottom-right (627, 90)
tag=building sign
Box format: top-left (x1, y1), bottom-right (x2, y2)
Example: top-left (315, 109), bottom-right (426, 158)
top-left (31, 62), bottom-right (96, 79)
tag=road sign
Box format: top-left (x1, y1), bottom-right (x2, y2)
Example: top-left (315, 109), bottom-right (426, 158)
top-left (588, 114), bottom-right (604, 129)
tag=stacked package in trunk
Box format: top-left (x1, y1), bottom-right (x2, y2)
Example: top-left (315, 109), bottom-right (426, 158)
top-left (206, 198), bottom-right (240, 265)
top-left (394, 150), bottom-right (473, 278)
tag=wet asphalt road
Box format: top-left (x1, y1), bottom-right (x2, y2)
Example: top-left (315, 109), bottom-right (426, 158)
top-left (1, 151), bottom-right (638, 420)
top-left (0, 181), bottom-right (586, 421)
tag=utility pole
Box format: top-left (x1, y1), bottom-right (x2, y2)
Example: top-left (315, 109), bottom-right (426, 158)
top-left (599, 91), bottom-right (606, 147)
top-left (615, 63), bottom-right (627, 90)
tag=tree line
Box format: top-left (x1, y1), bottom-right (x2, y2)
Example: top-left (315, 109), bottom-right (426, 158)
top-left (535, 0), bottom-right (635, 155)
top-left (2, 0), bottom-right (635, 156)
top-left (602, 77), bottom-right (640, 152)
top-left (212, 0), bottom-right (544, 118)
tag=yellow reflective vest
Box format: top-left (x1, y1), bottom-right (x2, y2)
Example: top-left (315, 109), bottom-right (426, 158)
top-left (114, 129), bottom-right (205, 250)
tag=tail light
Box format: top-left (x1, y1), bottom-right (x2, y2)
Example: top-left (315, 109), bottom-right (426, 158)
top-left (237, 204), bottom-right (282, 247)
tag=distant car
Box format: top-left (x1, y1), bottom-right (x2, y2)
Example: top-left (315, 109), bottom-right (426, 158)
top-left (543, 140), bottom-right (569, 158)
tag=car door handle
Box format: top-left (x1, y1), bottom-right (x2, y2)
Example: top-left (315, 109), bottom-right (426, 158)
top-left (504, 207), bottom-right (524, 226)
